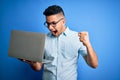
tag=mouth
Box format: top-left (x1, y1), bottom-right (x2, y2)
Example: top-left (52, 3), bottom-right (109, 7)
top-left (51, 30), bottom-right (58, 35)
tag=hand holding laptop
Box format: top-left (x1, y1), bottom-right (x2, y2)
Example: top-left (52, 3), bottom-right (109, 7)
top-left (8, 30), bottom-right (52, 70)
top-left (18, 58), bottom-right (43, 71)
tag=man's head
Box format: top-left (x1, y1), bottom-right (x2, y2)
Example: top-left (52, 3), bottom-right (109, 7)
top-left (43, 5), bottom-right (66, 37)
top-left (43, 5), bottom-right (64, 16)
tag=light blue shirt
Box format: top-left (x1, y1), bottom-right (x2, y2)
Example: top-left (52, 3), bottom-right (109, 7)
top-left (43, 27), bottom-right (87, 80)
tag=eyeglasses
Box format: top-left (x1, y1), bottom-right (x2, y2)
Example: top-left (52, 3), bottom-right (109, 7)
top-left (44, 18), bottom-right (64, 27)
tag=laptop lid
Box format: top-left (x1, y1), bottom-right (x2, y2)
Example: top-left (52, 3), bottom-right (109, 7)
top-left (8, 30), bottom-right (46, 62)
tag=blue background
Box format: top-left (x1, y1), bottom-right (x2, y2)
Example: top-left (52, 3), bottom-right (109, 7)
top-left (0, 0), bottom-right (120, 80)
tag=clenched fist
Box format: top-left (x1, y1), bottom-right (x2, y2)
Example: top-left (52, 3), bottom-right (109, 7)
top-left (78, 32), bottom-right (90, 47)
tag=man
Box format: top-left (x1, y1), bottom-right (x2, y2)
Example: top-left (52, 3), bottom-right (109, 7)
top-left (21, 5), bottom-right (98, 80)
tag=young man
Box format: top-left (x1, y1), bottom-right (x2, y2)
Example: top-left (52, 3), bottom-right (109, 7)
top-left (21, 5), bottom-right (98, 80)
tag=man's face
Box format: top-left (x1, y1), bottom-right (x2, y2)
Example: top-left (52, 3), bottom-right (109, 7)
top-left (44, 14), bottom-right (66, 37)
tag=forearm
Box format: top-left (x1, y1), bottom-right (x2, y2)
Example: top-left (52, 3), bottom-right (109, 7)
top-left (85, 43), bottom-right (98, 68)
top-left (78, 32), bottom-right (98, 68)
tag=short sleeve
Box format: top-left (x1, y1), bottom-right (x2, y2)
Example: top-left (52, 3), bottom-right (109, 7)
top-left (78, 43), bottom-right (88, 57)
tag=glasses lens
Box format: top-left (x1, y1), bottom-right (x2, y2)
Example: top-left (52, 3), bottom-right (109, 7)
top-left (44, 18), bottom-right (64, 27)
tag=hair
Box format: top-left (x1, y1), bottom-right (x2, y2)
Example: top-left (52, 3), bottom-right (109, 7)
top-left (43, 5), bottom-right (65, 16)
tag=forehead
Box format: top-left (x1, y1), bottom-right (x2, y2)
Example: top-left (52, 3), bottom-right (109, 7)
top-left (46, 13), bottom-right (64, 22)
top-left (46, 15), bottom-right (58, 22)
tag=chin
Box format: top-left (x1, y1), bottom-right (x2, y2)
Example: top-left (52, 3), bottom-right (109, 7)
top-left (53, 33), bottom-right (60, 37)
top-left (54, 34), bottom-right (59, 37)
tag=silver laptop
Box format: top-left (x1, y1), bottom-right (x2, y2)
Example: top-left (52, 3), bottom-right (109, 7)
top-left (8, 30), bottom-right (51, 63)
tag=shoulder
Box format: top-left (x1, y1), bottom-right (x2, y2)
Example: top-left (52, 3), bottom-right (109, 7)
top-left (65, 27), bottom-right (78, 37)
top-left (65, 28), bottom-right (80, 44)
top-left (68, 28), bottom-right (79, 38)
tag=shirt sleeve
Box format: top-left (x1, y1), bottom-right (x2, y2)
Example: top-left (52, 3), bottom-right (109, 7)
top-left (78, 43), bottom-right (88, 57)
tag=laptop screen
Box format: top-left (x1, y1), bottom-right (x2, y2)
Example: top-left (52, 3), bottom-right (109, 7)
top-left (8, 30), bottom-right (46, 62)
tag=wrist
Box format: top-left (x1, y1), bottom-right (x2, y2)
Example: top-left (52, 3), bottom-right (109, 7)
top-left (86, 42), bottom-right (92, 48)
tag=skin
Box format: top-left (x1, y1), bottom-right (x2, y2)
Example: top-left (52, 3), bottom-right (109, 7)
top-left (20, 13), bottom-right (98, 71)
top-left (45, 13), bottom-right (66, 37)
top-left (78, 32), bottom-right (98, 68)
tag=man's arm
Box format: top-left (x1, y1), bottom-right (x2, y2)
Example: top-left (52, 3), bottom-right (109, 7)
top-left (19, 59), bottom-right (43, 71)
top-left (78, 32), bottom-right (98, 68)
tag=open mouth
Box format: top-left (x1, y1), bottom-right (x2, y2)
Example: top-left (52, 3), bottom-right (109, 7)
top-left (52, 30), bottom-right (58, 35)
top-left (54, 30), bottom-right (57, 33)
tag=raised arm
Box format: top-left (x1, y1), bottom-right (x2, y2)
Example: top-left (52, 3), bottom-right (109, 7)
top-left (78, 32), bottom-right (98, 68)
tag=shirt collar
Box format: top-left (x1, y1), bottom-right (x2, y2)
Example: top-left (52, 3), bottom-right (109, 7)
top-left (62, 27), bottom-right (70, 36)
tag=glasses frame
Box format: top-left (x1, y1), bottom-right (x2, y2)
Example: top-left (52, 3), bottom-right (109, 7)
top-left (44, 18), bottom-right (64, 28)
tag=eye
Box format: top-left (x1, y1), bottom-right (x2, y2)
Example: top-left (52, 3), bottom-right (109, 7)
top-left (51, 22), bottom-right (57, 25)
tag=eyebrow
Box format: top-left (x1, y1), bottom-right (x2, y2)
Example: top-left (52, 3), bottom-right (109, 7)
top-left (46, 18), bottom-right (64, 24)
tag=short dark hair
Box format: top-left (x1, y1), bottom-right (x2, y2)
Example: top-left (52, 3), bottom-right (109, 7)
top-left (43, 5), bottom-right (65, 16)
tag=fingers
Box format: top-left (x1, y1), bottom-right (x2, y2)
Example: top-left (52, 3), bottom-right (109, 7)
top-left (18, 58), bottom-right (26, 62)
top-left (78, 31), bottom-right (90, 46)
top-left (18, 58), bottom-right (25, 62)
top-left (78, 32), bottom-right (88, 40)
top-left (78, 31), bottom-right (88, 37)
top-left (18, 58), bottom-right (35, 64)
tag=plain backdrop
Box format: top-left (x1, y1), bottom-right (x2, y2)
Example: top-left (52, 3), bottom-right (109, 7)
top-left (0, 0), bottom-right (120, 80)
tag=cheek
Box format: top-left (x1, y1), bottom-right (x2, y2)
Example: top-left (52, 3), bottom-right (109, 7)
top-left (57, 26), bottom-right (63, 32)
top-left (56, 23), bottom-right (64, 33)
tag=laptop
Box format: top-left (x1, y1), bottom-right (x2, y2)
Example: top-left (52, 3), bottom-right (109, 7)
top-left (8, 30), bottom-right (51, 63)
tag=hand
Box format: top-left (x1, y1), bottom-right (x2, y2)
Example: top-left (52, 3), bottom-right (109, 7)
top-left (18, 58), bottom-right (42, 71)
top-left (78, 32), bottom-right (91, 47)
top-left (18, 58), bottom-right (36, 65)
